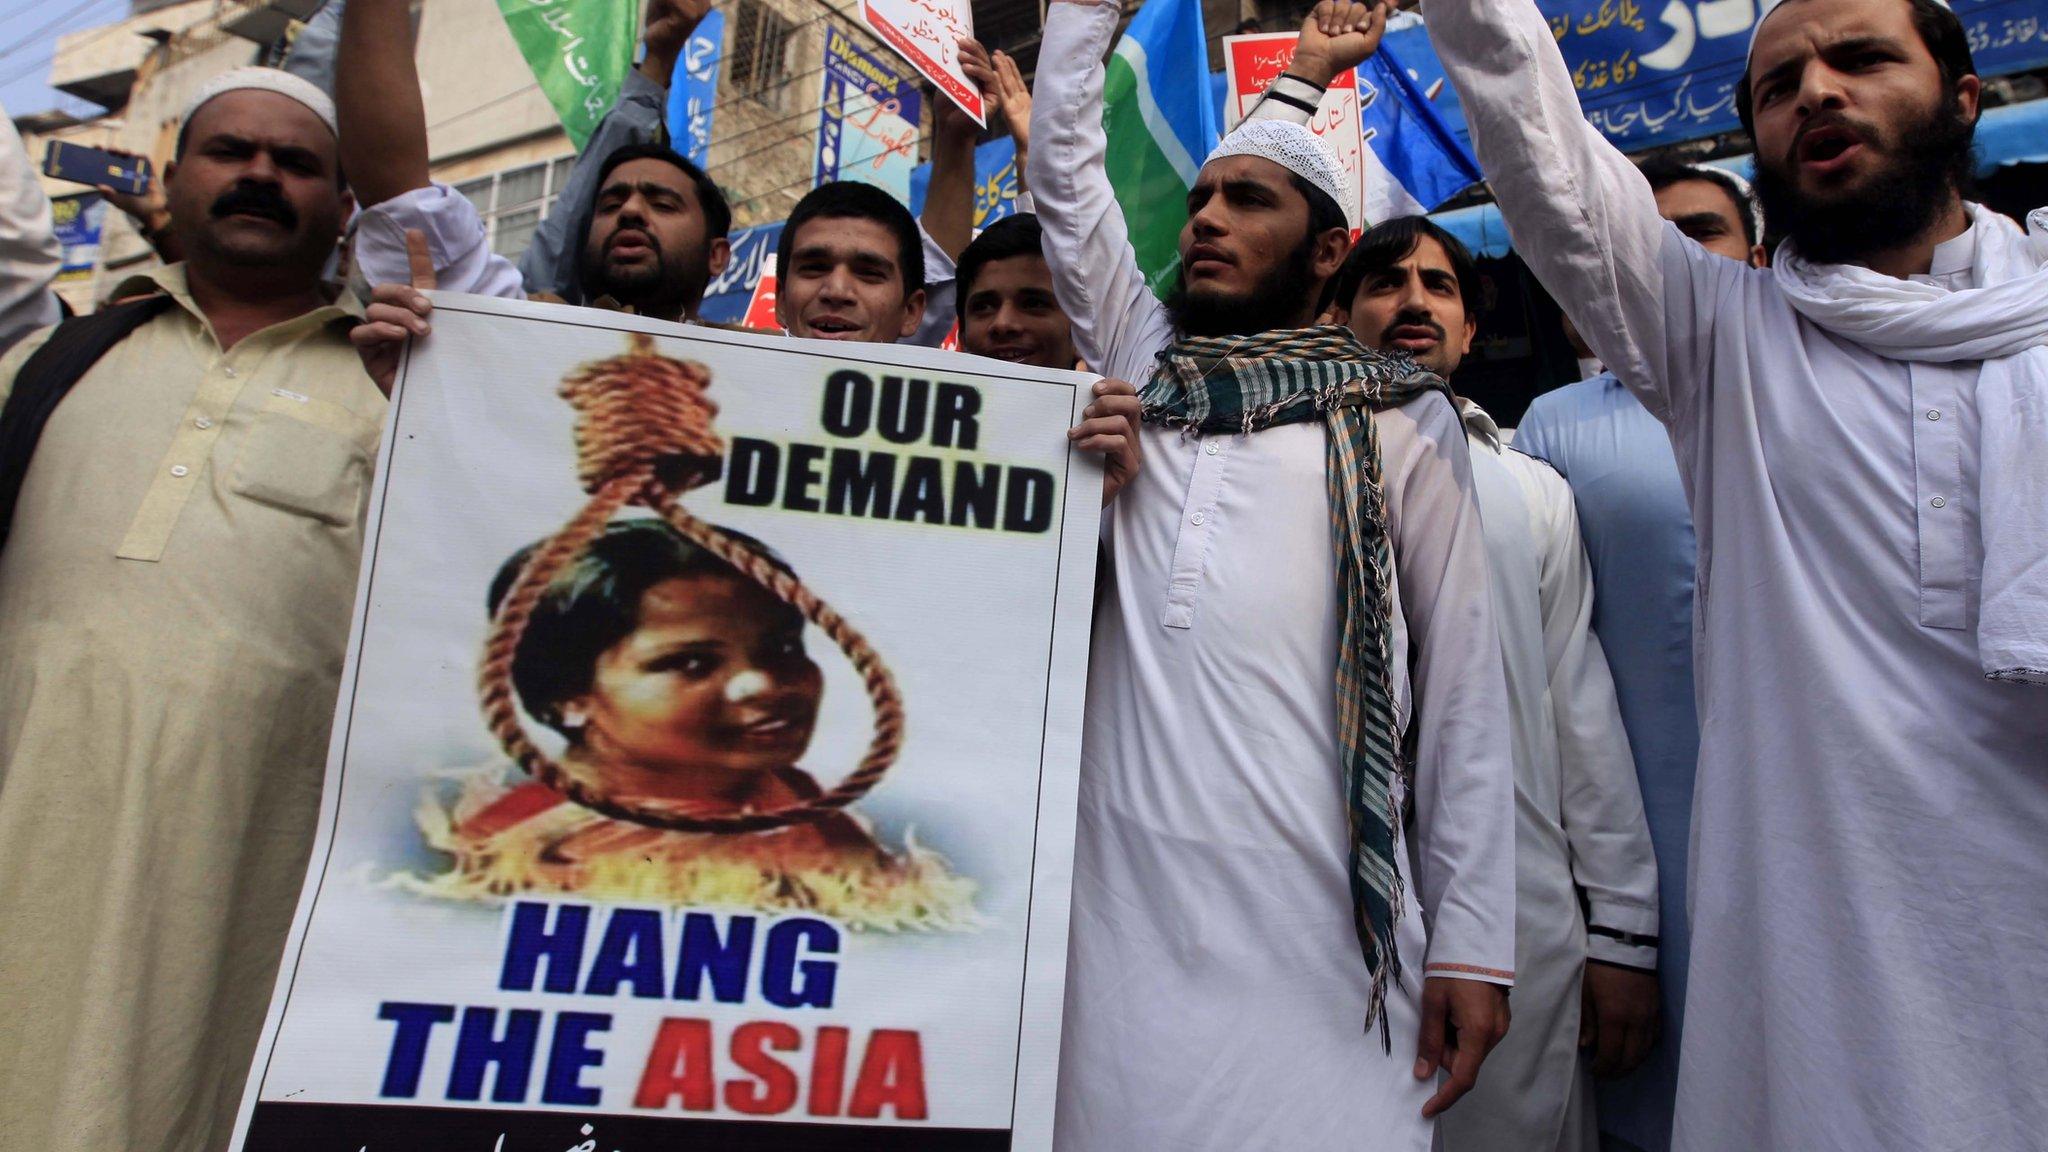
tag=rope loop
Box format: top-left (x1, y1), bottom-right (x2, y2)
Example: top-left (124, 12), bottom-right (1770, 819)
top-left (479, 335), bottom-right (904, 834)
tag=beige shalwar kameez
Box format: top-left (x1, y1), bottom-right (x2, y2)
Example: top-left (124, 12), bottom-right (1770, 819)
top-left (0, 264), bottom-right (380, 1152)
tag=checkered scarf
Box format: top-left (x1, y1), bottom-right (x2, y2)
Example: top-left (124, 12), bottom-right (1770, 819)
top-left (1142, 324), bottom-right (1450, 1047)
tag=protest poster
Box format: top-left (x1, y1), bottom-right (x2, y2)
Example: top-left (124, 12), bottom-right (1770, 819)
top-left (859, 0), bottom-right (985, 124)
top-left (227, 295), bottom-right (1102, 1150)
top-left (1222, 32), bottom-right (1368, 236)
top-left (815, 27), bottom-right (923, 203)
top-left (49, 192), bottom-right (107, 283)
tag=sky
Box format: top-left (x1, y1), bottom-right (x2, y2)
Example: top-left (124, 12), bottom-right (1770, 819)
top-left (0, 0), bottom-right (134, 121)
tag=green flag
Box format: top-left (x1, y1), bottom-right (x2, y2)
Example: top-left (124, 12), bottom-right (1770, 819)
top-left (499, 0), bottom-right (643, 149)
top-left (1103, 0), bottom-right (1221, 299)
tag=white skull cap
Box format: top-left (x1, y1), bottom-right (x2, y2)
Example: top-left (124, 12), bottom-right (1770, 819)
top-left (1205, 119), bottom-right (1356, 232)
top-left (1748, 0), bottom-right (1949, 62)
top-left (184, 66), bottom-right (338, 138)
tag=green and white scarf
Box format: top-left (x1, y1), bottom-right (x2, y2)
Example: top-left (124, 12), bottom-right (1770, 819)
top-left (1142, 324), bottom-right (1450, 1046)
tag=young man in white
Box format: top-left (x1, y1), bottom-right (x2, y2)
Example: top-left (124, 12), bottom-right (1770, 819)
top-left (1030, 3), bottom-right (1517, 1148)
top-left (1426, 0), bottom-right (2048, 1146)
top-left (1332, 214), bottom-right (1661, 1152)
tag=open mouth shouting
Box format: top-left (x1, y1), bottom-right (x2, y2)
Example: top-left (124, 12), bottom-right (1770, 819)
top-left (1792, 118), bottom-right (1872, 180)
top-left (606, 228), bottom-right (657, 262)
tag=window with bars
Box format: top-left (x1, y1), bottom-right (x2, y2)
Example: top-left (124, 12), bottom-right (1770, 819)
top-left (454, 156), bottom-right (580, 259)
top-left (727, 0), bottom-right (796, 107)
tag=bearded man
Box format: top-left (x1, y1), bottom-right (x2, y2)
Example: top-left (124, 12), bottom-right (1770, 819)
top-left (1029, 3), bottom-right (1517, 1148)
top-left (1427, 0), bottom-right (2048, 1147)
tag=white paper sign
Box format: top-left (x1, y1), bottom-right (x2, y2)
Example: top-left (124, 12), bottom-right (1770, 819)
top-left (1223, 32), bottom-right (1370, 236)
top-left (860, 0), bottom-right (986, 125)
top-left (228, 295), bottom-right (1100, 1151)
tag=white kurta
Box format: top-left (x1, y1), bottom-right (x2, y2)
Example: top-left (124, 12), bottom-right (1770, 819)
top-left (1029, 4), bottom-right (1517, 1148)
top-left (1426, 2), bottom-right (2048, 1148)
top-left (1441, 403), bottom-right (1658, 1152)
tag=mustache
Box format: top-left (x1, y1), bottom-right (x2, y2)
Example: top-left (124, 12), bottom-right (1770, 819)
top-left (1381, 311), bottom-right (1445, 342)
top-left (209, 182), bottom-right (298, 229)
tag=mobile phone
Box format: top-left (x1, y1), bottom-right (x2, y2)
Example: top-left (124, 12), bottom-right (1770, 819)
top-left (42, 141), bottom-right (152, 196)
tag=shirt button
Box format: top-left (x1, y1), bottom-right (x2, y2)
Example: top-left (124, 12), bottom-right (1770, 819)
top-left (195, 417), bottom-right (213, 429)
top-left (1204, 441), bottom-right (1220, 456)
top-left (1926, 409), bottom-right (1941, 421)
top-left (1190, 511), bottom-right (1207, 526)
top-left (170, 465), bottom-right (190, 477)
top-left (1930, 496), bottom-right (1947, 508)
top-left (223, 366), bottom-right (237, 377)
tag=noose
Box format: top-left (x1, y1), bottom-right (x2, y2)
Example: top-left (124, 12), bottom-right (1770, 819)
top-left (479, 333), bottom-right (904, 833)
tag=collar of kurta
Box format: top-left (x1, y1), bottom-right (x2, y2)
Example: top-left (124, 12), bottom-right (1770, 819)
top-left (1455, 394), bottom-right (1504, 451)
top-left (109, 263), bottom-right (366, 330)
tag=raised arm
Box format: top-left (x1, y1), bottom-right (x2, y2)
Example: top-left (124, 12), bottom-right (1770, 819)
top-left (919, 40), bottom-right (989, 262)
top-left (0, 107), bottom-right (60, 352)
top-left (517, 0), bottom-right (701, 301)
top-left (338, 0), bottom-right (523, 297)
top-left (1422, 0), bottom-right (1726, 423)
top-left (1024, 0), bottom-right (1172, 382)
top-left (335, 0), bottom-right (426, 210)
top-left (1381, 392), bottom-right (1516, 1115)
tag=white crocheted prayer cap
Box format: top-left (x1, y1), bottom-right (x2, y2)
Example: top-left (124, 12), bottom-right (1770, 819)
top-left (1748, 0), bottom-right (1949, 61)
top-left (184, 66), bottom-right (338, 137)
top-left (1205, 119), bottom-right (1357, 232)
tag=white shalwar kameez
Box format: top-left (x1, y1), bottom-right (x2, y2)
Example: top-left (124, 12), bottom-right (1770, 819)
top-left (1029, 5), bottom-right (1517, 1149)
top-left (1426, 1), bottom-right (2048, 1148)
top-left (1441, 401), bottom-right (1658, 1152)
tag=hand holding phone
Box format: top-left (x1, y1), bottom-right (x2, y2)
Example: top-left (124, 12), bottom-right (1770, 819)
top-left (42, 141), bottom-right (152, 197)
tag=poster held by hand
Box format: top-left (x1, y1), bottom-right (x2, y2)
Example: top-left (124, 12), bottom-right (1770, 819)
top-left (224, 295), bottom-right (1100, 1151)
top-left (860, 0), bottom-right (986, 125)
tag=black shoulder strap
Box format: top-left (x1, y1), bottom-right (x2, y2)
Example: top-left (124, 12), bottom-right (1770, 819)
top-left (0, 294), bottom-right (176, 555)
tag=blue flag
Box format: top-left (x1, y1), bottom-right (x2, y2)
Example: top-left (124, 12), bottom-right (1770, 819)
top-left (1357, 25), bottom-right (1482, 212)
top-left (1105, 0), bottom-right (1222, 295)
top-left (666, 9), bottom-right (724, 168)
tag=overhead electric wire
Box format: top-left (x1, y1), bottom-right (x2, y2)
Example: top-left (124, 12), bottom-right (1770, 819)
top-left (0, 0), bottom-right (124, 66)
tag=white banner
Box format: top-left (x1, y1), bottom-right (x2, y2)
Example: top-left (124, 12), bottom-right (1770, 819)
top-left (229, 295), bottom-right (1100, 1151)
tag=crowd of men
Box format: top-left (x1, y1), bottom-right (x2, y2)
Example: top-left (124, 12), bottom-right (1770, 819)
top-left (0, 0), bottom-right (2040, 1148)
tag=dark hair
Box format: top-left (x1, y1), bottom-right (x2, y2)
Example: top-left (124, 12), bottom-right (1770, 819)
top-left (487, 519), bottom-right (796, 737)
top-left (1736, 0), bottom-right (1978, 135)
top-left (1322, 214), bottom-right (1482, 318)
top-left (777, 181), bottom-right (926, 298)
top-left (1636, 155), bottom-right (1761, 246)
top-left (594, 141), bottom-right (732, 240)
top-left (954, 214), bottom-right (1049, 316)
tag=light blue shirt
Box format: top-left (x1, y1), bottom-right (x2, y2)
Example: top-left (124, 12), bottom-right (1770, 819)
top-left (1514, 373), bottom-right (1696, 1152)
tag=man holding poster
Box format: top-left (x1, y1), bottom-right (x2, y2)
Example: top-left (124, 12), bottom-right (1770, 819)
top-left (232, 298), bottom-right (1134, 1150)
